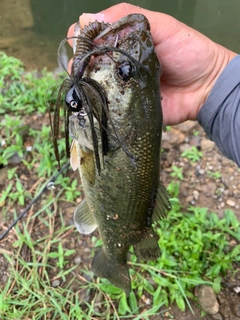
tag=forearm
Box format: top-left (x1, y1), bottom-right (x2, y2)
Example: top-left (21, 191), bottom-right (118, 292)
top-left (198, 55), bottom-right (240, 166)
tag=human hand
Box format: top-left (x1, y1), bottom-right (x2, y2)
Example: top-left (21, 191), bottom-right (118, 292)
top-left (67, 2), bottom-right (237, 125)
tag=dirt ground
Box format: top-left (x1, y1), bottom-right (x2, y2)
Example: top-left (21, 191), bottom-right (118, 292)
top-left (0, 116), bottom-right (240, 319)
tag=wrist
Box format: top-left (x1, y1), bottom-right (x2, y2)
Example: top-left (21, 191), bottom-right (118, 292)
top-left (200, 43), bottom-right (237, 110)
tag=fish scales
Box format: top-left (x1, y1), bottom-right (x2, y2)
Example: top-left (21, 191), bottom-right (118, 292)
top-left (67, 14), bottom-right (171, 293)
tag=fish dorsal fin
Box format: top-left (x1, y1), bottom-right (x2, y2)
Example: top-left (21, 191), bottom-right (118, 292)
top-left (74, 199), bottom-right (97, 234)
top-left (152, 181), bottom-right (171, 222)
top-left (70, 140), bottom-right (79, 171)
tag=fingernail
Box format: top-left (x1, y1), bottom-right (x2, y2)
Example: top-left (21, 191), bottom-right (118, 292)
top-left (80, 13), bottom-right (105, 28)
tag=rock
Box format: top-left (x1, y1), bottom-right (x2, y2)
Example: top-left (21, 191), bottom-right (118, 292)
top-left (0, 167), bottom-right (8, 186)
top-left (20, 174), bottom-right (28, 181)
top-left (198, 285), bottom-right (219, 315)
top-left (233, 286), bottom-right (240, 293)
top-left (201, 139), bottom-right (215, 152)
top-left (210, 313), bottom-right (223, 320)
top-left (74, 256), bottom-right (82, 264)
top-left (217, 294), bottom-right (225, 305)
top-left (180, 143), bottom-right (191, 153)
top-left (174, 120), bottom-right (199, 133)
top-left (193, 190), bottom-right (199, 200)
top-left (233, 302), bottom-right (240, 317)
top-left (162, 128), bottom-right (185, 150)
top-left (2, 274), bottom-right (8, 283)
top-left (8, 152), bottom-right (24, 165)
top-left (205, 182), bottom-right (216, 197)
top-left (166, 152), bottom-right (175, 165)
top-left (52, 279), bottom-right (61, 287)
top-left (217, 202), bottom-right (225, 209)
top-left (186, 195), bottom-right (194, 204)
top-left (225, 281), bottom-right (237, 288)
top-left (69, 242), bottom-right (75, 249)
top-left (189, 136), bottom-right (201, 148)
top-left (226, 199), bottom-right (236, 207)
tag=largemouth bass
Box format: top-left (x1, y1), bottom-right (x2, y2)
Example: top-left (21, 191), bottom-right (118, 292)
top-left (65, 14), bottom-right (171, 293)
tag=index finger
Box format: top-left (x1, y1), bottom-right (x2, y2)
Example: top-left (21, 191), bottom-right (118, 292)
top-left (67, 23), bottom-right (76, 47)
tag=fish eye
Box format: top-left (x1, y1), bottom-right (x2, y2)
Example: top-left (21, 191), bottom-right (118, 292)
top-left (65, 85), bottom-right (82, 112)
top-left (117, 60), bottom-right (133, 81)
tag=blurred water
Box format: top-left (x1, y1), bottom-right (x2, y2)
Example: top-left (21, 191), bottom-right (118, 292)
top-left (0, 0), bottom-right (239, 70)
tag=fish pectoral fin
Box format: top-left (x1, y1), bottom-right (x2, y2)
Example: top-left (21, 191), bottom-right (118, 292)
top-left (92, 249), bottom-right (131, 294)
top-left (152, 181), bottom-right (172, 222)
top-left (70, 140), bottom-right (79, 171)
top-left (133, 229), bottom-right (160, 260)
top-left (74, 199), bottom-right (97, 234)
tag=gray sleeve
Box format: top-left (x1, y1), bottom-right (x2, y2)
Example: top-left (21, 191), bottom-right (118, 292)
top-left (198, 55), bottom-right (240, 167)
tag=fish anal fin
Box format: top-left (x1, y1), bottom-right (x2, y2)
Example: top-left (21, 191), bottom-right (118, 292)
top-left (74, 199), bottom-right (97, 234)
top-left (134, 229), bottom-right (160, 260)
top-left (92, 249), bottom-right (131, 294)
top-left (152, 181), bottom-right (171, 222)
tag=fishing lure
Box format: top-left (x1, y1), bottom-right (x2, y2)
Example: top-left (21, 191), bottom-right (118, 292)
top-left (50, 18), bottom-right (149, 173)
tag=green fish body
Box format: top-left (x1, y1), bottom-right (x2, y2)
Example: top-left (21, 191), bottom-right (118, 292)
top-left (69, 14), bottom-right (171, 293)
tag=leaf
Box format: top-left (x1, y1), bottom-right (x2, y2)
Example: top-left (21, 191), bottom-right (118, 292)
top-left (208, 264), bottom-right (221, 277)
top-left (225, 209), bottom-right (239, 227)
top-left (64, 250), bottom-right (75, 257)
top-left (152, 275), bottom-right (172, 287)
top-left (47, 252), bottom-right (60, 258)
top-left (176, 294), bottom-right (185, 311)
top-left (99, 283), bottom-right (122, 295)
top-left (19, 195), bottom-right (25, 206)
top-left (230, 244), bottom-right (240, 258)
top-left (118, 293), bottom-right (131, 315)
top-left (209, 213), bottom-right (219, 226)
top-left (128, 291), bottom-right (138, 312)
top-left (143, 279), bottom-right (155, 294)
top-left (153, 286), bottom-right (163, 309)
top-left (212, 277), bottom-right (222, 293)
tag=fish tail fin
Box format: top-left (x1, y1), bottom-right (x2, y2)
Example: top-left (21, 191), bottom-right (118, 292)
top-left (92, 249), bottom-right (131, 294)
top-left (134, 229), bottom-right (160, 260)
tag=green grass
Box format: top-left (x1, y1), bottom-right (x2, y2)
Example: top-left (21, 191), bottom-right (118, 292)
top-left (0, 52), bottom-right (58, 115)
top-left (181, 146), bottom-right (203, 163)
top-left (0, 52), bottom-right (240, 319)
top-left (207, 170), bottom-right (222, 180)
top-left (1, 187), bottom-right (239, 319)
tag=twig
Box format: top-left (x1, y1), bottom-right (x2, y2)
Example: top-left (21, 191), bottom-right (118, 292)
top-left (0, 161), bottom-right (70, 241)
